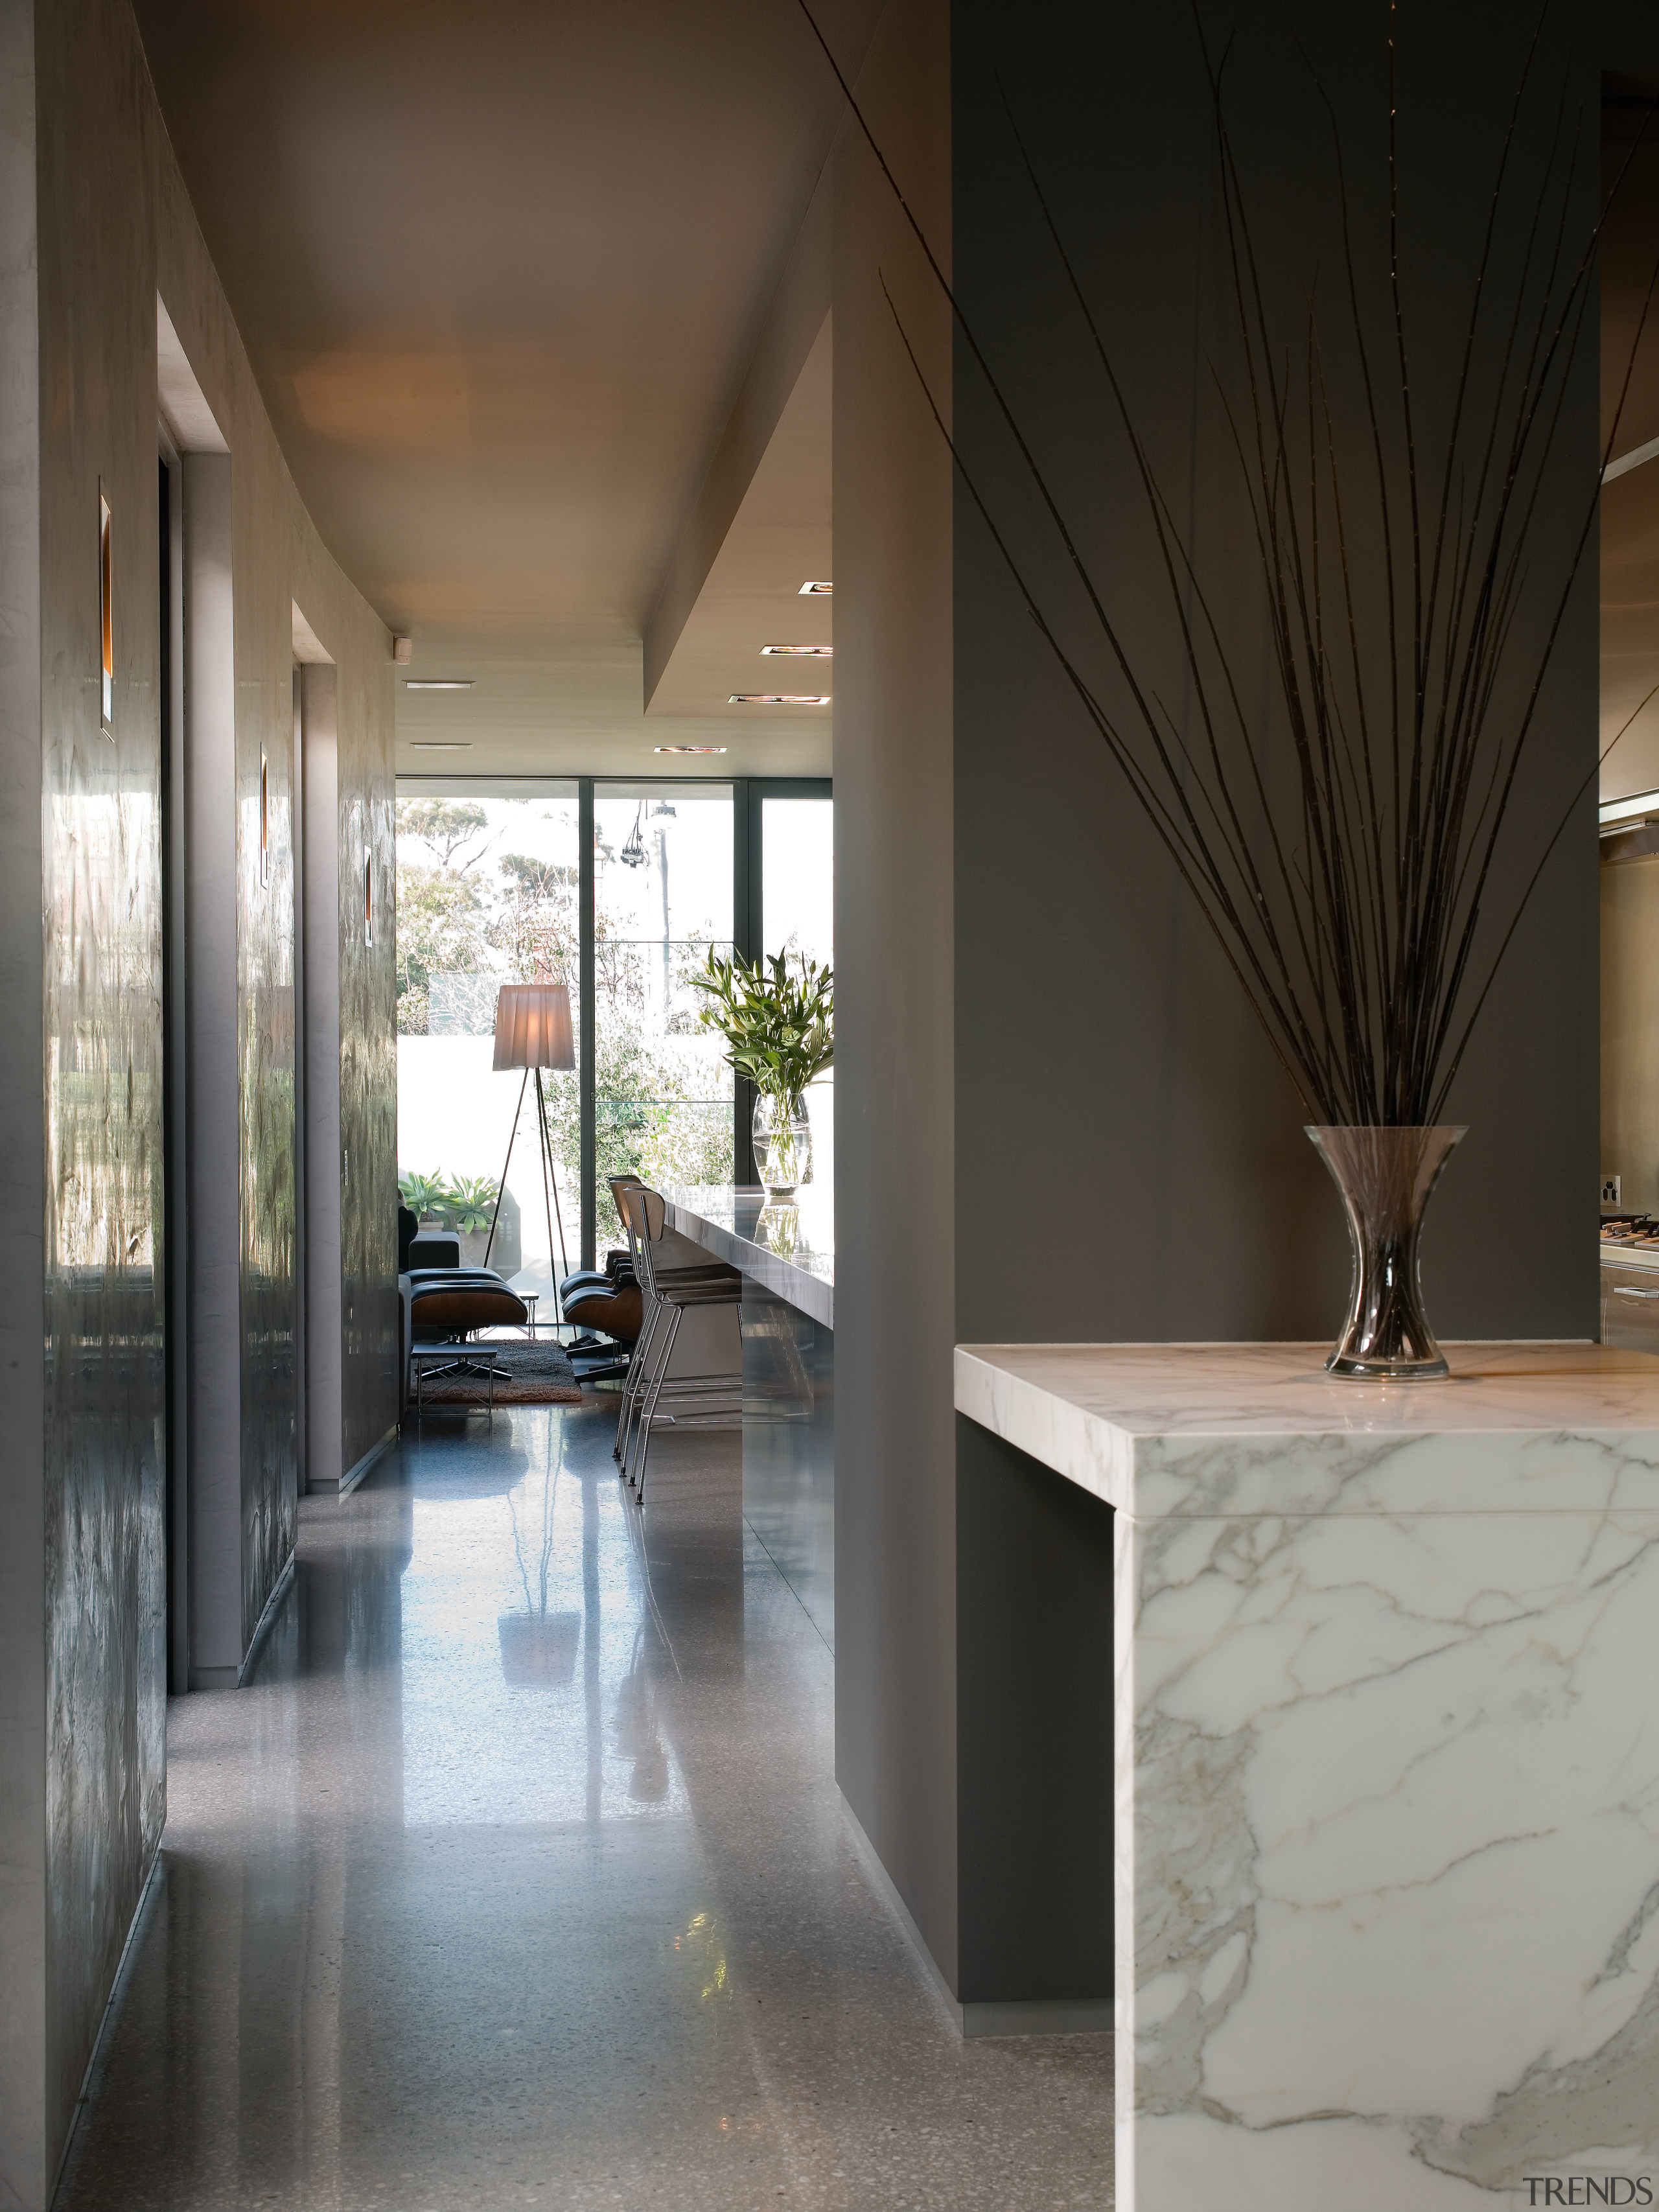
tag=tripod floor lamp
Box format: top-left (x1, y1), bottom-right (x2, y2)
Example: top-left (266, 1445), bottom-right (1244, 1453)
top-left (484, 982), bottom-right (575, 1309)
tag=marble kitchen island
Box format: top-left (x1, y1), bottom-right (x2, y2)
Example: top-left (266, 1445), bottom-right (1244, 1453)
top-left (664, 1185), bottom-right (833, 1644)
top-left (957, 1340), bottom-right (1659, 2211)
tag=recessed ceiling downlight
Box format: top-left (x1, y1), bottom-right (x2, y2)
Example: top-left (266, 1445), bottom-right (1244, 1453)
top-left (761, 644), bottom-right (833, 657)
top-left (798, 579), bottom-right (833, 596)
top-left (404, 679), bottom-right (474, 690)
top-left (654, 745), bottom-right (728, 754)
top-left (730, 693), bottom-right (831, 706)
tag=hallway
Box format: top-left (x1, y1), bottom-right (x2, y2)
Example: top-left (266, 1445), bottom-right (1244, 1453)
top-left (52, 1409), bottom-right (1111, 2211)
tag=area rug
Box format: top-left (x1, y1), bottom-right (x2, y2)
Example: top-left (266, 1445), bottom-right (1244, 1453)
top-left (413, 1339), bottom-right (585, 1408)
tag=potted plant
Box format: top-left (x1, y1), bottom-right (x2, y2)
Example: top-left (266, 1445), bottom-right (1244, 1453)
top-left (398, 1168), bottom-right (448, 1226)
top-left (694, 949), bottom-right (833, 1197)
top-left (443, 1174), bottom-right (502, 1267)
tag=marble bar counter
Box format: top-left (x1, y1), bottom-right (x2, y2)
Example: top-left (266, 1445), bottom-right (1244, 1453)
top-left (660, 1183), bottom-right (833, 1328)
top-left (666, 1185), bottom-right (834, 1644)
top-left (956, 1340), bottom-right (1659, 2212)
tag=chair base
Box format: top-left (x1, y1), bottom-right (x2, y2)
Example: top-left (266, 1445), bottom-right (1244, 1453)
top-left (410, 1346), bottom-right (513, 1421)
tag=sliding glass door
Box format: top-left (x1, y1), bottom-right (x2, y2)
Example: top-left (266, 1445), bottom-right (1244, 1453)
top-left (393, 786), bottom-right (583, 1288)
top-left (395, 775), bottom-right (830, 1288)
top-left (591, 784), bottom-right (733, 1252)
top-left (756, 786), bottom-right (833, 1187)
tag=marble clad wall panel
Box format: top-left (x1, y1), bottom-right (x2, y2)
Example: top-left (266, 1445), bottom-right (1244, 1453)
top-left (238, 612), bottom-right (297, 1643)
top-left (338, 695), bottom-right (398, 1480)
top-left (1117, 1502), bottom-right (1659, 2206)
top-left (10, 0), bottom-right (397, 2190)
top-left (0, 0), bottom-right (47, 2196)
top-left (34, 0), bottom-right (167, 2155)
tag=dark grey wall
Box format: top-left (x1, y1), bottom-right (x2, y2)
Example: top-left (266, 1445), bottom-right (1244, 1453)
top-left (832, 0), bottom-right (960, 1988)
top-left (951, 0), bottom-right (1601, 1352)
top-left (836, 0), bottom-right (1618, 2012)
top-left (955, 1419), bottom-right (1113, 2002)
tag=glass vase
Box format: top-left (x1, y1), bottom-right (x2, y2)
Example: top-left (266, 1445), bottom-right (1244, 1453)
top-left (752, 1091), bottom-right (811, 1198)
top-left (755, 1202), bottom-right (800, 1259)
top-left (1306, 1124), bottom-right (1467, 1381)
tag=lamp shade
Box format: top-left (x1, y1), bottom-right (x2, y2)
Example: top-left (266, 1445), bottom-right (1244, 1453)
top-left (492, 982), bottom-right (575, 1071)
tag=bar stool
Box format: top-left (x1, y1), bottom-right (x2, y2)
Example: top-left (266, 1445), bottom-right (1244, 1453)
top-left (612, 1182), bottom-right (743, 1502)
top-left (610, 1176), bottom-right (650, 1464)
top-left (612, 1174), bottom-right (701, 1473)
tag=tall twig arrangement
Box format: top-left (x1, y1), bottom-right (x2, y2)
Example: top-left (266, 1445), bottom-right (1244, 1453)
top-left (800, 1), bottom-right (1658, 1124)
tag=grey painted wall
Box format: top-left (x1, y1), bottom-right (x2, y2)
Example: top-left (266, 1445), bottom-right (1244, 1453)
top-left (831, 0), bottom-right (960, 1991)
top-left (0, 0), bottom-right (399, 2197)
top-left (950, 0), bottom-right (1601, 1352)
top-left (835, 0), bottom-right (1619, 2010)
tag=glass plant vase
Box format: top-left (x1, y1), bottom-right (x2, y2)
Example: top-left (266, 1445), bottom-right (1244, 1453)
top-left (755, 1202), bottom-right (800, 1259)
top-left (1306, 1124), bottom-right (1467, 1381)
top-left (752, 1091), bottom-right (811, 1198)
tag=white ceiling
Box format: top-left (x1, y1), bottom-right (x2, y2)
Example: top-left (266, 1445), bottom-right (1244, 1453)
top-left (133, 0), bottom-right (872, 775)
top-left (647, 314), bottom-right (832, 730)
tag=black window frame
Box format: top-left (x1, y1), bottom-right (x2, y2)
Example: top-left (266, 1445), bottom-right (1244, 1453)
top-left (395, 771), bottom-right (831, 1271)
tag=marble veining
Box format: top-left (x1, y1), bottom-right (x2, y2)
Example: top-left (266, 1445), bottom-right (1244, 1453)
top-left (663, 1182), bottom-right (834, 1327)
top-left (958, 1342), bottom-right (1659, 2209)
top-left (956, 1341), bottom-right (1659, 1516)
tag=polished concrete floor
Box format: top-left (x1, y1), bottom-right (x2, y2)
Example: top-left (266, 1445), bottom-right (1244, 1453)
top-left (54, 1403), bottom-right (1111, 2210)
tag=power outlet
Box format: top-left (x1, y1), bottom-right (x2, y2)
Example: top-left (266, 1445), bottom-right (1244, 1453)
top-left (1603, 1174), bottom-right (1623, 1206)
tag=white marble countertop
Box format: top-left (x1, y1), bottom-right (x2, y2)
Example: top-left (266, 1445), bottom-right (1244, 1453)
top-left (1077, 1337), bottom-right (1659, 2202)
top-left (955, 1340), bottom-right (1659, 1517)
top-left (661, 1184), bottom-right (833, 1329)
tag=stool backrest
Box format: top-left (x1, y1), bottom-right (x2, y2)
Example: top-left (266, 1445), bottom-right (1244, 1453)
top-left (609, 1172), bottom-right (642, 1236)
top-left (610, 1175), bottom-right (647, 1282)
top-left (620, 1183), bottom-right (673, 1300)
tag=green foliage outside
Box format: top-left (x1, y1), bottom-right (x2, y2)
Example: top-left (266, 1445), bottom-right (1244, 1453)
top-left (395, 797), bottom-right (733, 1237)
top-left (397, 1167), bottom-right (449, 1217)
top-left (398, 1169), bottom-right (500, 1232)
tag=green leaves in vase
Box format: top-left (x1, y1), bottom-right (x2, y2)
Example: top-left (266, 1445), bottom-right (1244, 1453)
top-left (692, 948), bottom-right (833, 1108)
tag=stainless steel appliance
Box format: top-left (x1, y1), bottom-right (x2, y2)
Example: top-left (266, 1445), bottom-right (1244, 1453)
top-left (1601, 1217), bottom-right (1659, 1349)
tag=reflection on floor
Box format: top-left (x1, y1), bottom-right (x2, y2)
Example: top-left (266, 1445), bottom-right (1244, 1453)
top-left (54, 1403), bottom-right (1111, 2210)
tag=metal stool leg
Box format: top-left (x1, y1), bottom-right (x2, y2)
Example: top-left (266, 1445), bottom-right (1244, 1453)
top-left (619, 1292), bottom-right (664, 1486)
top-left (628, 1301), bottom-right (679, 1494)
top-left (614, 1285), bottom-right (662, 1461)
top-left (632, 1301), bottom-right (684, 1503)
top-left (622, 1307), bottom-right (659, 1492)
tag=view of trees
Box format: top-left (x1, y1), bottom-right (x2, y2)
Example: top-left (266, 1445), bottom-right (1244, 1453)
top-left (395, 797), bottom-right (732, 1239)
